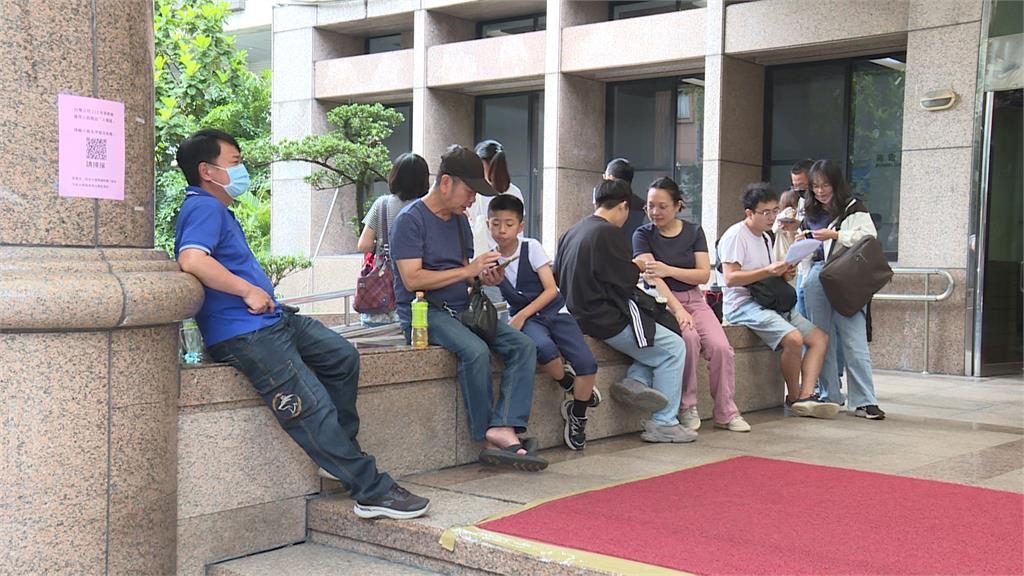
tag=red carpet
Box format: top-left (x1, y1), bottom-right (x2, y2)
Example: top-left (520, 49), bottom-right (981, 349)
top-left (478, 456), bottom-right (1024, 575)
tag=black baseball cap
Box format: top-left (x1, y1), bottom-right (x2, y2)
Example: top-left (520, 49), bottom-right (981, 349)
top-left (438, 145), bottom-right (497, 197)
top-left (593, 178), bottom-right (645, 209)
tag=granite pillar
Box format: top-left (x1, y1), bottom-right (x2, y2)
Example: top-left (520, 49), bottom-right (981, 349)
top-left (0, 1), bottom-right (203, 574)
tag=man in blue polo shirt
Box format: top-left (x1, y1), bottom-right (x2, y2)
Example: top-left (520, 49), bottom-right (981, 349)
top-left (174, 129), bottom-right (428, 520)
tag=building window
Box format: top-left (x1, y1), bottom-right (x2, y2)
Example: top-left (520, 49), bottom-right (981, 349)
top-left (609, 1), bottom-right (701, 20)
top-left (227, 0), bottom-right (245, 11)
top-left (478, 14), bottom-right (546, 38)
top-left (765, 55), bottom-right (906, 259)
top-left (366, 34), bottom-right (403, 54)
top-left (370, 102), bottom-right (414, 201)
top-left (475, 92), bottom-right (545, 239)
top-left (606, 77), bottom-right (705, 238)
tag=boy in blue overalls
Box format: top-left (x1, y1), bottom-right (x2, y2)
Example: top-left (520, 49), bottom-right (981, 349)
top-left (488, 195), bottom-right (601, 450)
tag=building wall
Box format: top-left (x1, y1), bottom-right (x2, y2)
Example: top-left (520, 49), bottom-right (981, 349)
top-left (271, 0), bottom-right (984, 374)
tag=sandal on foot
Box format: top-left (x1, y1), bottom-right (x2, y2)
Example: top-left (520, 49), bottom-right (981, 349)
top-left (478, 444), bottom-right (548, 472)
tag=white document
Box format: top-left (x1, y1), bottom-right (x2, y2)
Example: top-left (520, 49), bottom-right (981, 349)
top-left (784, 239), bottom-right (822, 265)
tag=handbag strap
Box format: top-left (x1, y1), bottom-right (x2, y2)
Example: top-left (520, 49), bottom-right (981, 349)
top-left (379, 200), bottom-right (390, 260)
top-left (824, 198), bottom-right (858, 259)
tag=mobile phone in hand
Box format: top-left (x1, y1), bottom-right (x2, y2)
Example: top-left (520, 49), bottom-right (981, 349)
top-left (495, 255), bottom-right (520, 270)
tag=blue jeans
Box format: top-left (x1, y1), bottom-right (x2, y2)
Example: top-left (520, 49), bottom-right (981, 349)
top-left (603, 323), bottom-right (686, 426)
top-left (802, 262), bottom-right (878, 408)
top-left (208, 311), bottom-right (393, 501)
top-left (797, 270), bottom-right (845, 380)
top-left (404, 308), bottom-right (537, 442)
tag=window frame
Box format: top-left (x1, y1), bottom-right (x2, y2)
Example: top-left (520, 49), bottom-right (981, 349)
top-left (476, 14), bottom-right (546, 39)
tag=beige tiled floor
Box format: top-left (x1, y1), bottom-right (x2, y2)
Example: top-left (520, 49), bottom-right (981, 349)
top-left (402, 370), bottom-right (1024, 526)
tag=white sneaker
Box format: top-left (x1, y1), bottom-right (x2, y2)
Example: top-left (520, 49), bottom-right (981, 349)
top-left (714, 415), bottom-right (751, 432)
top-left (318, 467), bottom-right (340, 481)
top-left (680, 406), bottom-right (701, 430)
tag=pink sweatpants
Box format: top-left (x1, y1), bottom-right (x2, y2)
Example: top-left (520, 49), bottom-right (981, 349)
top-left (672, 288), bottom-right (740, 424)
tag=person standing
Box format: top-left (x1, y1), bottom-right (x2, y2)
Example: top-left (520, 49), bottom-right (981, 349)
top-left (799, 160), bottom-right (886, 420)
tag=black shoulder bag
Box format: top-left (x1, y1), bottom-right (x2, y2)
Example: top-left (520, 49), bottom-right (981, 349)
top-left (426, 216), bottom-right (497, 343)
top-left (747, 233), bottom-right (797, 313)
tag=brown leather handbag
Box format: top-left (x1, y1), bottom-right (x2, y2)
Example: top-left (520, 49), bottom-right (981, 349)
top-left (819, 204), bottom-right (893, 316)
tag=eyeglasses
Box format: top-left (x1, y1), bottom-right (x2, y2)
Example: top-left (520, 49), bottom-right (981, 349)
top-left (753, 208), bottom-right (781, 217)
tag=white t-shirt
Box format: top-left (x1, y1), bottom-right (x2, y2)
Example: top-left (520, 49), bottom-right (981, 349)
top-left (717, 220), bottom-right (774, 315)
top-left (468, 183), bottom-right (524, 258)
top-left (490, 237), bottom-right (569, 314)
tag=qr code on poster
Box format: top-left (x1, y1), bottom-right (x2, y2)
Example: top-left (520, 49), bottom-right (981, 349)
top-left (86, 137), bottom-right (107, 161)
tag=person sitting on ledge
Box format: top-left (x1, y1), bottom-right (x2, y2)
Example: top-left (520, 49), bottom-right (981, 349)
top-left (716, 182), bottom-right (838, 419)
top-left (390, 145), bottom-right (547, 472)
top-left (555, 179), bottom-right (696, 444)
top-left (174, 129), bottom-right (429, 520)
top-left (488, 194), bottom-right (601, 451)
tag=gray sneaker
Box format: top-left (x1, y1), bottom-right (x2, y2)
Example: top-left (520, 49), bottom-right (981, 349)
top-left (610, 378), bottom-right (669, 413)
top-left (640, 420), bottom-right (698, 443)
top-left (790, 395), bottom-right (841, 419)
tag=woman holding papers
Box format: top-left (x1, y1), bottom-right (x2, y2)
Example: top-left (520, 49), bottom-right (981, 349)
top-left (632, 177), bottom-right (749, 433)
top-left (798, 160), bottom-right (885, 420)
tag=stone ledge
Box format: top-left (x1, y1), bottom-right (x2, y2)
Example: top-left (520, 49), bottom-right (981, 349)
top-left (181, 323), bottom-right (771, 408)
top-left (0, 246), bottom-right (203, 330)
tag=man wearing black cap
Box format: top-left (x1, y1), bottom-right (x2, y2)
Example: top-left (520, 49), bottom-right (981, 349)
top-left (391, 145), bottom-right (546, 471)
top-left (555, 179), bottom-right (696, 443)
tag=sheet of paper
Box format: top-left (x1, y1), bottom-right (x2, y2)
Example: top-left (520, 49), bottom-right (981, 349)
top-left (58, 93), bottom-right (125, 200)
top-left (785, 239), bottom-right (822, 264)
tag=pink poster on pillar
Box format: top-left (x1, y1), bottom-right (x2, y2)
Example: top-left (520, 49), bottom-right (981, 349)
top-left (58, 93), bottom-right (125, 200)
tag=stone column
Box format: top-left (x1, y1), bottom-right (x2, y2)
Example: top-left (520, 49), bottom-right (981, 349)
top-left (541, 0), bottom-right (608, 256)
top-left (412, 8), bottom-right (475, 170)
top-left (702, 0), bottom-right (765, 242)
top-left (0, 1), bottom-right (202, 574)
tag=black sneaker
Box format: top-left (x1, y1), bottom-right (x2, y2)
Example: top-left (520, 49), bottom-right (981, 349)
top-left (560, 399), bottom-right (587, 450)
top-left (353, 483), bottom-right (429, 520)
top-left (855, 405), bottom-right (886, 420)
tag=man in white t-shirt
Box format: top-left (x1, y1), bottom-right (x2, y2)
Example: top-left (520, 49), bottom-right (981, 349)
top-left (717, 183), bottom-right (838, 419)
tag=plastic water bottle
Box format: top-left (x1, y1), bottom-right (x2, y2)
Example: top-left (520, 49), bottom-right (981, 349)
top-left (411, 292), bottom-right (429, 349)
top-left (180, 318), bottom-right (205, 364)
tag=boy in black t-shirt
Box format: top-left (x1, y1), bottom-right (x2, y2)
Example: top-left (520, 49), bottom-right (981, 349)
top-left (555, 180), bottom-right (696, 444)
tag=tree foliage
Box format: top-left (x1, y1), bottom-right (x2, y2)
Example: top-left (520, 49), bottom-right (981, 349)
top-left (250, 104), bottom-right (405, 234)
top-left (153, 0), bottom-right (309, 288)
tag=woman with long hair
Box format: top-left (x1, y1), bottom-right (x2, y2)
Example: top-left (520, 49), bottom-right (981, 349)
top-left (633, 177), bottom-right (749, 432)
top-left (356, 152), bottom-right (429, 326)
top-left (468, 140), bottom-right (525, 258)
top-left (799, 159), bottom-right (885, 419)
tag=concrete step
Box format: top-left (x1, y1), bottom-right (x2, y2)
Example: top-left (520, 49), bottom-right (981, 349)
top-left (306, 487), bottom-right (620, 576)
top-left (208, 543), bottom-right (442, 576)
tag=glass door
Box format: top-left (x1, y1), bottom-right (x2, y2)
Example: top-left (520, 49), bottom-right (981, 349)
top-left (976, 89), bottom-right (1023, 376)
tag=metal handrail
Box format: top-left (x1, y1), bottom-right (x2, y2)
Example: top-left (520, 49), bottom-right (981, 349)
top-left (872, 267), bottom-right (956, 374)
top-left (873, 268), bottom-right (955, 302)
top-left (280, 289), bottom-right (356, 326)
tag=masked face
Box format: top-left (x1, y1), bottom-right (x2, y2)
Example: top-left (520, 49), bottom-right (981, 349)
top-left (208, 163), bottom-right (251, 198)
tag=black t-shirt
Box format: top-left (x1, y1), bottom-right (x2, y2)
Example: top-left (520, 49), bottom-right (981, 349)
top-left (631, 221), bottom-right (708, 292)
top-left (554, 215), bottom-right (640, 340)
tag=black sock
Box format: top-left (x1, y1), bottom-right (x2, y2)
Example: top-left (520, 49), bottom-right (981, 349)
top-left (571, 399), bottom-right (588, 418)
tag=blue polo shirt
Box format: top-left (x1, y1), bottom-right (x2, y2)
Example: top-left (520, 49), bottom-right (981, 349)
top-left (174, 186), bottom-right (281, 345)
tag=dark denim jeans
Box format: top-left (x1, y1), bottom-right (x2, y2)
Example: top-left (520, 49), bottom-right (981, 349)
top-left (208, 311), bottom-right (393, 501)
top-left (402, 307), bottom-right (537, 442)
